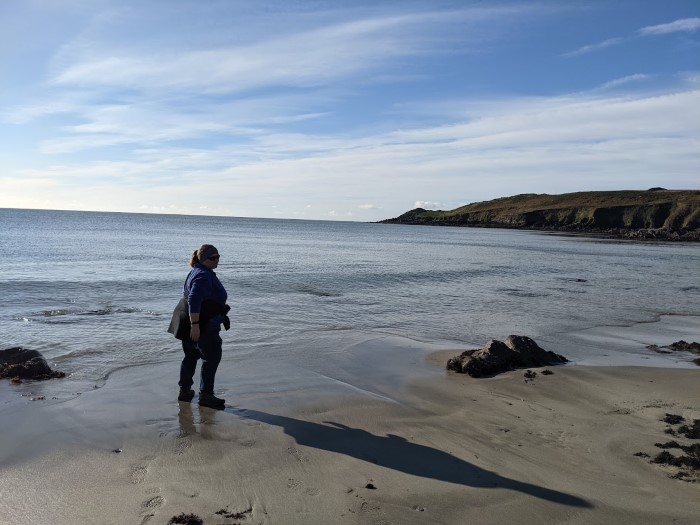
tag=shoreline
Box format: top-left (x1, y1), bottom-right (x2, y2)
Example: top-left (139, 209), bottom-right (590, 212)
top-left (1, 318), bottom-right (699, 524)
top-left (377, 221), bottom-right (700, 242)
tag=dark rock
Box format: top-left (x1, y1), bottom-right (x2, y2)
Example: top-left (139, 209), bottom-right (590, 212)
top-left (678, 420), bottom-right (700, 440)
top-left (541, 369), bottom-right (554, 375)
top-left (365, 483), bottom-right (377, 489)
top-left (216, 507), bottom-right (252, 519)
top-left (652, 450), bottom-right (683, 467)
top-left (655, 441), bottom-right (681, 449)
top-left (648, 341), bottom-right (700, 358)
top-left (663, 414), bottom-right (685, 425)
top-left (446, 349), bottom-right (477, 373)
top-left (0, 347), bottom-right (66, 380)
top-left (648, 418), bottom-right (700, 481)
top-left (647, 344), bottom-right (671, 354)
top-left (167, 513), bottom-right (203, 525)
top-left (446, 336), bottom-right (567, 378)
top-left (668, 340), bottom-right (700, 354)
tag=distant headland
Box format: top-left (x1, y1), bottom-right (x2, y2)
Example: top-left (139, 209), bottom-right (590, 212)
top-left (379, 189), bottom-right (700, 241)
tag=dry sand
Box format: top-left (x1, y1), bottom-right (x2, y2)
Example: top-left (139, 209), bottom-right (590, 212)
top-left (1, 336), bottom-right (699, 524)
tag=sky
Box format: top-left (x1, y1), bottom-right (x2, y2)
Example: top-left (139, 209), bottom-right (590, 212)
top-left (1, 0), bottom-right (699, 221)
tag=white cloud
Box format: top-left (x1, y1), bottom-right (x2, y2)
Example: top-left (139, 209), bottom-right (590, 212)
top-left (6, 85), bottom-right (697, 219)
top-left (638, 18), bottom-right (700, 36)
top-left (414, 201), bottom-right (443, 210)
top-left (2, 4), bottom-right (698, 220)
top-left (48, 8), bottom-right (520, 95)
top-left (563, 37), bottom-right (624, 57)
top-left (597, 74), bottom-right (651, 90)
top-left (565, 17), bottom-right (700, 58)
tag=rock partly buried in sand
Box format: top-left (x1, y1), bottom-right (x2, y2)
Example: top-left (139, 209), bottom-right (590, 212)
top-left (669, 340), bottom-right (700, 353)
top-left (446, 335), bottom-right (568, 378)
top-left (0, 347), bottom-right (66, 380)
top-left (647, 340), bottom-right (700, 365)
top-left (167, 514), bottom-right (203, 525)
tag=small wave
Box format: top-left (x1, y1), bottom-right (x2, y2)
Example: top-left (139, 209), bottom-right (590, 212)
top-left (320, 325), bottom-right (355, 331)
top-left (80, 308), bottom-right (116, 316)
top-left (680, 286), bottom-right (700, 293)
top-left (551, 287), bottom-right (587, 295)
top-left (296, 285), bottom-right (342, 298)
top-left (42, 309), bottom-right (76, 317)
top-left (80, 306), bottom-right (157, 316)
top-left (498, 288), bottom-right (551, 298)
top-left (16, 316), bottom-right (81, 325)
top-left (18, 305), bottom-right (157, 323)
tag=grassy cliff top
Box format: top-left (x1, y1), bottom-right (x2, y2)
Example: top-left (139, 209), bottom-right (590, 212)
top-left (405, 189), bottom-right (700, 218)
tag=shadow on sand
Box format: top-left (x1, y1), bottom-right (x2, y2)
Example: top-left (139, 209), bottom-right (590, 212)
top-left (183, 405), bottom-right (591, 508)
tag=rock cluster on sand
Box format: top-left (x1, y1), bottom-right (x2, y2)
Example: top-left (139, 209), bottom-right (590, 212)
top-left (0, 347), bottom-right (65, 380)
top-left (647, 340), bottom-right (700, 366)
top-left (447, 335), bottom-right (568, 378)
top-left (637, 414), bottom-right (700, 482)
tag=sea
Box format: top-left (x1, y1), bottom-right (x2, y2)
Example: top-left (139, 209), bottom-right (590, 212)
top-left (1, 208), bottom-right (699, 399)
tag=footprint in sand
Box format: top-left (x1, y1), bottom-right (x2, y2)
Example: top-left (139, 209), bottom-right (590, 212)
top-left (175, 436), bottom-right (192, 455)
top-left (130, 464), bottom-right (149, 484)
top-left (139, 495), bottom-right (164, 524)
top-left (130, 454), bottom-right (158, 484)
top-left (286, 446), bottom-right (309, 462)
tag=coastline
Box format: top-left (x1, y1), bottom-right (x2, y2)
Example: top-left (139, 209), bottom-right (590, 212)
top-left (1, 320), bottom-right (699, 524)
top-left (377, 221), bottom-right (700, 243)
top-left (377, 189), bottom-right (700, 242)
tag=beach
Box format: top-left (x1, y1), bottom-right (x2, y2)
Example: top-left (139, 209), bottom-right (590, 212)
top-left (2, 211), bottom-right (699, 524)
top-left (2, 323), bottom-right (699, 525)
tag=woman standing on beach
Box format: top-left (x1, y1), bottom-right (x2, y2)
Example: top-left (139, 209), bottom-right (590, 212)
top-left (168, 244), bottom-right (230, 409)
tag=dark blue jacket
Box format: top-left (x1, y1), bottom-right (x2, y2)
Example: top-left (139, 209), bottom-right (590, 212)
top-left (168, 264), bottom-right (229, 340)
top-left (184, 263), bottom-right (228, 314)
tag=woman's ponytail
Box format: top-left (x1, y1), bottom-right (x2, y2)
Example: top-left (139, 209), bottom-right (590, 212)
top-left (189, 250), bottom-right (200, 267)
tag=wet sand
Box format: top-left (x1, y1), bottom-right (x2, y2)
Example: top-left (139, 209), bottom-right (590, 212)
top-left (1, 321), bottom-right (699, 524)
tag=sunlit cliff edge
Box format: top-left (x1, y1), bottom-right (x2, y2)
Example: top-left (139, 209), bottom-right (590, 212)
top-left (380, 189), bottom-right (700, 241)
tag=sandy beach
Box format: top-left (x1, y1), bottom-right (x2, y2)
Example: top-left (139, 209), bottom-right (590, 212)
top-left (1, 326), bottom-right (699, 525)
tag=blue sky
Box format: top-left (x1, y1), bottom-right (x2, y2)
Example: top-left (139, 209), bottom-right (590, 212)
top-left (1, 0), bottom-right (699, 220)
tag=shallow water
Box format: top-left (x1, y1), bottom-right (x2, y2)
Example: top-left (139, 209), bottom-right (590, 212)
top-left (1, 208), bottom-right (699, 397)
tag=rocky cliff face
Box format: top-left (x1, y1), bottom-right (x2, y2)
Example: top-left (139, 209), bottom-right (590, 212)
top-left (381, 190), bottom-right (700, 240)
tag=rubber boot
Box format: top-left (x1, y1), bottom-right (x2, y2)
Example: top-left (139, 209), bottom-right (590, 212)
top-left (178, 388), bottom-right (195, 402)
top-left (199, 392), bottom-right (225, 409)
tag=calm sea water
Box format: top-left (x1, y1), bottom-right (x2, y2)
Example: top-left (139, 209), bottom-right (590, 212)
top-left (1, 208), bottom-right (699, 394)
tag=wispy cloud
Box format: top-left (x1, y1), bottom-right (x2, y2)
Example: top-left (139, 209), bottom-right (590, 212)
top-left (414, 201), bottom-right (444, 210)
top-left (7, 85), bottom-right (696, 217)
top-left (564, 17), bottom-right (700, 57)
top-left (48, 8), bottom-right (519, 95)
top-left (638, 17), bottom-right (700, 36)
top-left (563, 37), bottom-right (624, 58)
top-left (597, 74), bottom-right (651, 90)
top-left (8, 5), bottom-right (538, 159)
top-left (2, 3), bottom-right (698, 219)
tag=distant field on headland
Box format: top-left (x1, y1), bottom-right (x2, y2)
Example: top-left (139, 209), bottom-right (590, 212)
top-left (380, 189), bottom-right (700, 241)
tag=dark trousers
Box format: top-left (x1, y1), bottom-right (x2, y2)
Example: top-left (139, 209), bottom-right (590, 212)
top-left (178, 329), bottom-right (222, 395)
